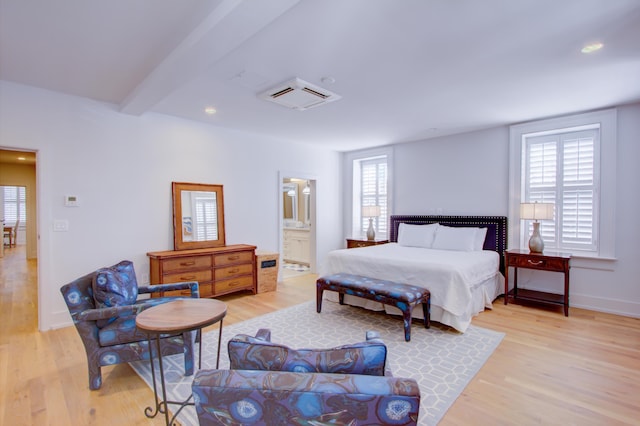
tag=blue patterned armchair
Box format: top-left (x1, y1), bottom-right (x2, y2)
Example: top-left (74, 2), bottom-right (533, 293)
top-left (60, 260), bottom-right (200, 390)
top-left (192, 329), bottom-right (421, 425)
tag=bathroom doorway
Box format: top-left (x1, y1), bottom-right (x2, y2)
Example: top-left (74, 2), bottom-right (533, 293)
top-left (279, 173), bottom-right (316, 279)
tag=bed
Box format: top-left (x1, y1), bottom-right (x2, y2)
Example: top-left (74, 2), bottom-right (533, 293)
top-left (319, 215), bottom-right (508, 333)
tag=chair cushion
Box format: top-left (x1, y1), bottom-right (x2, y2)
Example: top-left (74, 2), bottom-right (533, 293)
top-left (92, 260), bottom-right (138, 326)
top-left (228, 334), bottom-right (387, 376)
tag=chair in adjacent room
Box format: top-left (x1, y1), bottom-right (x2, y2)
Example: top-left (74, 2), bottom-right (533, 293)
top-left (3, 218), bottom-right (18, 248)
top-left (60, 260), bottom-right (200, 390)
top-left (192, 329), bottom-right (421, 425)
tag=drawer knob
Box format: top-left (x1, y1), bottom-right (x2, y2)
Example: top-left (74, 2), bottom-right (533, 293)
top-left (228, 255), bottom-right (240, 261)
top-left (228, 268), bottom-right (240, 274)
top-left (527, 259), bottom-right (543, 266)
top-left (180, 275), bottom-right (196, 280)
top-left (180, 261), bottom-right (196, 266)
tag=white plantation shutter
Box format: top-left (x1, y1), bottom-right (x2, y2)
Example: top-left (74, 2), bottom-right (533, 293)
top-left (361, 157), bottom-right (388, 236)
top-left (523, 128), bottom-right (599, 252)
top-left (193, 192), bottom-right (218, 241)
top-left (3, 186), bottom-right (26, 225)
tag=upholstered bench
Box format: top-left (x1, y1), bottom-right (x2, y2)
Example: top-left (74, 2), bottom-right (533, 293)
top-left (316, 273), bottom-right (430, 342)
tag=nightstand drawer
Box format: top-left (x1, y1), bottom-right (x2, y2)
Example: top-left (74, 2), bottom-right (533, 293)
top-left (509, 255), bottom-right (566, 272)
top-left (346, 239), bottom-right (389, 249)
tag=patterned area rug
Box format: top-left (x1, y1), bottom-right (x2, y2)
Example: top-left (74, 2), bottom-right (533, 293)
top-left (130, 300), bottom-right (504, 426)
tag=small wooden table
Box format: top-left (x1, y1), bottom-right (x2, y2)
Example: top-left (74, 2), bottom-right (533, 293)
top-left (346, 238), bottom-right (389, 249)
top-left (504, 249), bottom-right (571, 316)
top-left (136, 298), bottom-right (227, 425)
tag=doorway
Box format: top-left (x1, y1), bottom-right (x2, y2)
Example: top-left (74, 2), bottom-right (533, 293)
top-left (0, 148), bottom-right (38, 328)
top-left (0, 149), bottom-right (37, 260)
top-left (279, 173), bottom-right (316, 279)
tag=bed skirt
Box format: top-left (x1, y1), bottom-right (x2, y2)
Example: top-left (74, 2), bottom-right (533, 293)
top-left (323, 273), bottom-right (504, 333)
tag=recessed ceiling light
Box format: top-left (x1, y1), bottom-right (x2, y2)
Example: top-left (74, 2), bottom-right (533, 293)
top-left (17, 157), bottom-right (26, 161)
top-left (204, 107), bottom-right (217, 115)
top-left (581, 42), bottom-right (603, 54)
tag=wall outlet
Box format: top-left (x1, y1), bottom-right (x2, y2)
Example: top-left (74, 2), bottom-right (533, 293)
top-left (141, 273), bottom-right (150, 284)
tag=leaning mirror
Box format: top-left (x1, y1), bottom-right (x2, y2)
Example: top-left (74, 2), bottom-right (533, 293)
top-left (172, 182), bottom-right (226, 250)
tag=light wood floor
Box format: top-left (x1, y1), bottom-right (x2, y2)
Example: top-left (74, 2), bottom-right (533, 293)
top-left (1, 246), bottom-right (639, 425)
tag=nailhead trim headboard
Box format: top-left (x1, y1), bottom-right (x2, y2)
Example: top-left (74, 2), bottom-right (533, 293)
top-left (389, 215), bottom-right (508, 274)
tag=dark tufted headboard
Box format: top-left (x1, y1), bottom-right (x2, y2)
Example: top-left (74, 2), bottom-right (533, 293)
top-left (389, 215), bottom-right (508, 274)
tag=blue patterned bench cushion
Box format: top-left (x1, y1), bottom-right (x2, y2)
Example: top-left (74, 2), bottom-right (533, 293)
top-left (228, 329), bottom-right (387, 376)
top-left (316, 273), bottom-right (430, 342)
top-left (192, 369), bottom-right (420, 425)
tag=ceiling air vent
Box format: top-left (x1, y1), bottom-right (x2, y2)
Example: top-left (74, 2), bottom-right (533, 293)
top-left (259, 78), bottom-right (341, 111)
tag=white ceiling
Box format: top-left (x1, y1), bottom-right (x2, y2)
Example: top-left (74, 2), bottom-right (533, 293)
top-left (1, 0), bottom-right (639, 151)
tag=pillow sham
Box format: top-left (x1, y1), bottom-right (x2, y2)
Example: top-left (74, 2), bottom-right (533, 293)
top-left (474, 227), bottom-right (488, 251)
top-left (432, 225), bottom-right (478, 251)
top-left (397, 223), bottom-right (439, 248)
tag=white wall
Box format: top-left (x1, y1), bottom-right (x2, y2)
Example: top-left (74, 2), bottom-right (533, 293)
top-left (0, 81), bottom-right (344, 330)
top-left (391, 104), bottom-right (640, 317)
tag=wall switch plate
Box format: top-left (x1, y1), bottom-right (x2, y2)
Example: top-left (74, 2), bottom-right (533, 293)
top-left (53, 220), bottom-right (69, 232)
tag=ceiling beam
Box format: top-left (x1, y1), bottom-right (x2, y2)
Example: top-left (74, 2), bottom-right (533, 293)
top-left (119, 0), bottom-right (300, 115)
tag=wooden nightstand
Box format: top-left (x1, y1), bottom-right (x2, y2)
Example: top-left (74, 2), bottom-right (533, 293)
top-left (504, 249), bottom-right (571, 316)
top-left (346, 238), bottom-right (389, 249)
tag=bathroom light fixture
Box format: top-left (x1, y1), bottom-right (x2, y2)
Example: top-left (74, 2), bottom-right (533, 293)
top-left (303, 181), bottom-right (310, 195)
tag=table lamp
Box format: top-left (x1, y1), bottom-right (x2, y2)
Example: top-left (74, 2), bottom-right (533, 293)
top-left (362, 205), bottom-right (381, 241)
top-left (520, 202), bottom-right (554, 253)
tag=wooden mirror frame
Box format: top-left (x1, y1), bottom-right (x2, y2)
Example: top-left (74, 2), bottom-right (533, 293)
top-left (172, 182), bottom-right (226, 250)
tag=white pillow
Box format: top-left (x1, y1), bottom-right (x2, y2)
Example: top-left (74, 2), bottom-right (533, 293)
top-left (474, 227), bottom-right (488, 251)
top-left (432, 225), bottom-right (478, 251)
top-left (397, 223), bottom-right (439, 248)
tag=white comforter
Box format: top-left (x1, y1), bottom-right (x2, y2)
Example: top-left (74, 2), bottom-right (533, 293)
top-left (319, 243), bottom-right (502, 332)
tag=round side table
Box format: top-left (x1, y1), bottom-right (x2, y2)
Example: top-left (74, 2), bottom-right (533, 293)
top-left (136, 298), bottom-right (227, 426)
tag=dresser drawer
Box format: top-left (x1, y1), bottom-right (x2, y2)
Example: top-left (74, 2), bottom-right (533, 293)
top-left (214, 251), bottom-right (253, 266)
top-left (161, 283), bottom-right (213, 298)
top-left (509, 255), bottom-right (566, 272)
top-left (214, 263), bottom-right (253, 280)
top-left (162, 256), bottom-right (212, 272)
top-left (163, 269), bottom-right (212, 284)
top-left (215, 275), bottom-right (254, 294)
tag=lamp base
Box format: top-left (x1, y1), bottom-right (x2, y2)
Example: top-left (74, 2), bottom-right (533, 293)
top-left (366, 218), bottom-right (376, 241)
top-left (528, 221), bottom-right (544, 253)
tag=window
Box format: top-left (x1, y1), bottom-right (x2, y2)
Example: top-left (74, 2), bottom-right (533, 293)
top-left (360, 157), bottom-right (388, 236)
top-left (346, 147), bottom-right (393, 239)
top-left (523, 128), bottom-right (599, 252)
top-left (509, 109), bottom-right (616, 258)
top-left (3, 186), bottom-right (26, 226)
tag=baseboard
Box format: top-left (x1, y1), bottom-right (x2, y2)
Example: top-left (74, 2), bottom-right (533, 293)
top-left (570, 293), bottom-right (640, 318)
top-left (44, 309), bottom-right (74, 331)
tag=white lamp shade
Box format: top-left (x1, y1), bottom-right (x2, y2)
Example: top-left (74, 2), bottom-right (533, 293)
top-left (520, 202), bottom-right (554, 220)
top-left (362, 205), bottom-right (381, 217)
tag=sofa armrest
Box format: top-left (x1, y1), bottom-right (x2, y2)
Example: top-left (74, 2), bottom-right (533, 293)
top-left (192, 369), bottom-right (420, 425)
top-left (138, 281), bottom-right (199, 298)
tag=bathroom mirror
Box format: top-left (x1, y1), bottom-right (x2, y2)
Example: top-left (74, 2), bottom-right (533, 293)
top-left (282, 182), bottom-right (298, 222)
top-left (172, 182), bottom-right (225, 250)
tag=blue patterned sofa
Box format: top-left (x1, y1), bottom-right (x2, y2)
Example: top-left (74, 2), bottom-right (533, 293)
top-left (60, 260), bottom-right (200, 390)
top-left (192, 329), bottom-right (421, 425)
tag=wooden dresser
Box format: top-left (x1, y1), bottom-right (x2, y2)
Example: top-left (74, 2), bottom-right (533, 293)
top-left (147, 244), bottom-right (257, 298)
